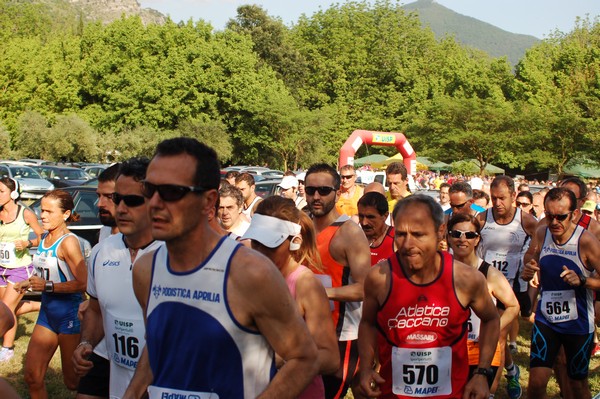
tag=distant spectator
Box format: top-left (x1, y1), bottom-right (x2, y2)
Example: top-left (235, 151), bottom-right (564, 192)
top-left (473, 189), bottom-right (490, 209)
top-left (224, 170), bottom-right (239, 185)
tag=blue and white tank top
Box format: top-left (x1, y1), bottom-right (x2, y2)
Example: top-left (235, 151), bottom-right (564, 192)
top-left (537, 225), bottom-right (595, 334)
top-left (146, 236), bottom-right (275, 399)
top-left (34, 233), bottom-right (77, 283)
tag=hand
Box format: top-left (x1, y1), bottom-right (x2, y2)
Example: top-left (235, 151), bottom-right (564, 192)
top-left (560, 266), bottom-right (581, 287)
top-left (357, 369), bottom-right (385, 398)
top-left (13, 280), bottom-right (31, 294)
top-left (463, 374), bottom-right (490, 399)
top-left (438, 239), bottom-right (448, 251)
top-left (521, 259), bottom-right (539, 281)
top-left (14, 240), bottom-right (27, 251)
top-left (25, 276), bottom-right (46, 292)
top-left (72, 342), bottom-right (94, 376)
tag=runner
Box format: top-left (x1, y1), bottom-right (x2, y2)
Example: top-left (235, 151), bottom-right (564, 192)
top-left (336, 165), bottom-right (363, 219)
top-left (235, 172), bottom-right (262, 219)
top-left (122, 137), bottom-right (318, 398)
top-left (218, 184), bottom-right (250, 237)
top-left (357, 195), bottom-right (500, 399)
top-left (73, 158), bottom-right (162, 399)
top-left (14, 190), bottom-right (87, 399)
top-left (357, 192), bottom-right (395, 266)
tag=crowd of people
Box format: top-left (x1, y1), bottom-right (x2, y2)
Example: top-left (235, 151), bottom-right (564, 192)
top-left (0, 138), bottom-right (599, 399)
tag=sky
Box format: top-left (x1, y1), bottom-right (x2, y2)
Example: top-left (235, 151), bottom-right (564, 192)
top-left (139, 0), bottom-right (600, 39)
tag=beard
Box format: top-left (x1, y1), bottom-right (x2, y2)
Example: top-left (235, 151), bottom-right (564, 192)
top-left (308, 198), bottom-right (336, 217)
top-left (99, 212), bottom-right (117, 227)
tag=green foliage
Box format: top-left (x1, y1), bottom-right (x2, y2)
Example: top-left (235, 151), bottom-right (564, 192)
top-left (177, 118), bottom-right (233, 162)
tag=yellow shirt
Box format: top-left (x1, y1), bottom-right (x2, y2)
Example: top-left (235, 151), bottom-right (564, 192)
top-left (336, 185), bottom-right (364, 217)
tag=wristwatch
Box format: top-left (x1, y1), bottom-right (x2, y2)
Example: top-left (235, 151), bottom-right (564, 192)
top-left (44, 281), bottom-right (54, 293)
top-left (473, 367), bottom-right (494, 377)
top-left (579, 274), bottom-right (587, 287)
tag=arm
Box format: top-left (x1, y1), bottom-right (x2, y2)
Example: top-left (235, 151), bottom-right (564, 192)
top-left (327, 221), bottom-right (371, 301)
top-left (296, 271), bottom-right (339, 374)
top-left (456, 264), bottom-right (499, 399)
top-left (487, 267), bottom-right (519, 332)
top-left (522, 225), bottom-right (545, 281)
top-left (230, 249), bottom-right (318, 399)
top-left (73, 297), bottom-right (104, 376)
top-left (14, 208), bottom-right (44, 250)
top-left (357, 265), bottom-right (388, 398)
top-left (122, 253), bottom-right (154, 399)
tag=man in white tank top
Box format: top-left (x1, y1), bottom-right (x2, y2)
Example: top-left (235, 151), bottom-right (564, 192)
top-left (73, 158), bottom-right (161, 399)
top-left (476, 175), bottom-right (537, 399)
top-left (122, 138), bottom-right (318, 399)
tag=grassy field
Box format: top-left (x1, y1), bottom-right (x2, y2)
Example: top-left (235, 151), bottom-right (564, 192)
top-left (1, 312), bottom-right (600, 398)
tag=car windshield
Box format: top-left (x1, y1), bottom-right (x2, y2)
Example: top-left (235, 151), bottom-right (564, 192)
top-left (9, 166), bottom-right (43, 179)
top-left (57, 169), bottom-right (88, 180)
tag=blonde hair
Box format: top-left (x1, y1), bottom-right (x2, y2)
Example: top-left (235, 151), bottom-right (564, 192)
top-left (255, 196), bottom-right (323, 272)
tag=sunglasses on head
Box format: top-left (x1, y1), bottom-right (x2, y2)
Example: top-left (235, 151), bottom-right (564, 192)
top-left (448, 230), bottom-right (480, 239)
top-left (112, 193), bottom-right (145, 207)
top-left (340, 175), bottom-right (355, 180)
top-left (516, 201), bottom-right (531, 207)
top-left (545, 212), bottom-right (571, 222)
top-left (141, 181), bottom-right (208, 202)
top-left (305, 186), bottom-right (336, 196)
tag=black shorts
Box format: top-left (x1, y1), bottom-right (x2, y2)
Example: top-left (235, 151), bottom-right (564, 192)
top-left (323, 339), bottom-right (359, 399)
top-left (77, 352), bottom-right (110, 397)
top-left (497, 282), bottom-right (532, 317)
top-left (529, 320), bottom-right (594, 380)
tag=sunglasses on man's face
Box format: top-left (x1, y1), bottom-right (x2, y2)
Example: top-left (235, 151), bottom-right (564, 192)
top-left (112, 193), bottom-right (145, 207)
top-left (141, 181), bottom-right (208, 202)
top-left (448, 230), bottom-right (479, 239)
top-left (516, 201), bottom-right (532, 207)
top-left (340, 175), bottom-right (355, 180)
top-left (305, 186), bottom-right (336, 196)
top-left (545, 212), bottom-right (571, 222)
top-left (450, 201), bottom-right (468, 210)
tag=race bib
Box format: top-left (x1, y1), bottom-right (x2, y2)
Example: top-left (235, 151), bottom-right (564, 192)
top-left (541, 290), bottom-right (577, 323)
top-left (148, 386), bottom-right (220, 399)
top-left (485, 251), bottom-right (510, 278)
top-left (106, 314), bottom-right (145, 371)
top-left (391, 346), bottom-right (452, 397)
top-left (33, 252), bottom-right (56, 281)
top-left (467, 313), bottom-right (481, 342)
top-left (0, 242), bottom-right (17, 267)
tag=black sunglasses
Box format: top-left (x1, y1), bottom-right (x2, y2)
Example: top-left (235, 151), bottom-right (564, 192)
top-left (516, 201), bottom-right (531, 207)
top-left (141, 181), bottom-right (208, 202)
top-left (305, 186), bottom-right (336, 196)
top-left (448, 230), bottom-right (479, 239)
top-left (450, 201), bottom-right (468, 209)
top-left (340, 175), bottom-right (355, 180)
top-left (546, 212), bottom-right (571, 222)
top-left (112, 193), bottom-right (145, 207)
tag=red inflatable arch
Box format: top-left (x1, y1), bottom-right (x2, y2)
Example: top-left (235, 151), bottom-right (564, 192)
top-left (338, 130), bottom-right (416, 175)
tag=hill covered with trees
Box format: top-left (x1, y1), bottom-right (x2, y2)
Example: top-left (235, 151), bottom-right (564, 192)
top-left (0, 0), bottom-right (598, 176)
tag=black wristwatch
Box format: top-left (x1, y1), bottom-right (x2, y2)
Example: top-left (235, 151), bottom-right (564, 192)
top-left (579, 274), bottom-right (587, 287)
top-left (473, 367), bottom-right (494, 377)
top-left (44, 281), bottom-right (54, 293)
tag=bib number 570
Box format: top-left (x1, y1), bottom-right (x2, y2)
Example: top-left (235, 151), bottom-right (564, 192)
top-left (403, 364), bottom-right (439, 385)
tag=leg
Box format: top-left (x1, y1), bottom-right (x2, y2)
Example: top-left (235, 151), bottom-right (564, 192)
top-left (24, 324), bottom-right (59, 399)
top-left (58, 332), bottom-right (82, 391)
top-left (553, 347), bottom-right (574, 399)
top-left (323, 340), bottom-right (359, 399)
top-left (527, 367), bottom-right (552, 399)
top-left (15, 300), bottom-right (41, 316)
top-left (563, 331), bottom-right (594, 399)
top-left (0, 282), bottom-right (25, 349)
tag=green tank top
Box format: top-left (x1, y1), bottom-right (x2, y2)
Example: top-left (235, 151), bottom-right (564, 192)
top-left (0, 205), bottom-right (33, 268)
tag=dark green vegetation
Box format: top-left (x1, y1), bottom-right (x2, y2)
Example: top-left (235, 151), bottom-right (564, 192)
top-left (404, 0), bottom-right (539, 66)
top-left (0, 0), bottom-right (599, 175)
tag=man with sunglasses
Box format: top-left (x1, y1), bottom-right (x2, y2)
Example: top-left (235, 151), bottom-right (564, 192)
top-left (336, 165), bottom-right (363, 219)
top-left (74, 158), bottom-right (162, 399)
top-left (475, 176), bottom-right (537, 399)
top-left (522, 187), bottom-right (600, 399)
top-left (123, 138), bottom-right (318, 399)
top-left (444, 181), bottom-right (486, 219)
top-left (305, 163), bottom-right (371, 399)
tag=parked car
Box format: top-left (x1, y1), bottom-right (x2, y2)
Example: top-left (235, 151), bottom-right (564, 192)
top-left (30, 186), bottom-right (102, 246)
top-left (33, 165), bottom-right (92, 188)
top-left (83, 164), bottom-right (109, 178)
top-left (0, 163), bottom-right (54, 201)
top-left (255, 179), bottom-right (282, 199)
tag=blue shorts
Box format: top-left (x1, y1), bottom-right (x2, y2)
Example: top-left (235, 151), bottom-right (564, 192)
top-left (37, 292), bottom-right (84, 334)
top-left (0, 264), bottom-right (35, 287)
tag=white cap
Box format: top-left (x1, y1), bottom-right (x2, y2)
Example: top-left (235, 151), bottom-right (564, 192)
top-left (278, 176), bottom-right (299, 190)
top-left (242, 214), bottom-right (301, 248)
top-left (296, 172), bottom-right (306, 182)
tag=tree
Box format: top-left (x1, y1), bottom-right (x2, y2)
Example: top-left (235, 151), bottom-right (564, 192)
top-left (177, 118), bottom-right (233, 163)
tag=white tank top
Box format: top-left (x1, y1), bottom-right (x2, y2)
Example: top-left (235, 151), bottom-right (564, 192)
top-left (87, 234), bottom-right (163, 399)
top-left (477, 208), bottom-right (530, 290)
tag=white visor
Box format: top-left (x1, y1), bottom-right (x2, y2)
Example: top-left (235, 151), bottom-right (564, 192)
top-left (242, 214), bottom-right (301, 248)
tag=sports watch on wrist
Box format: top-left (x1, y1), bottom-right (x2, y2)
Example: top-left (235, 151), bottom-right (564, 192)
top-left (473, 367), bottom-right (494, 377)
